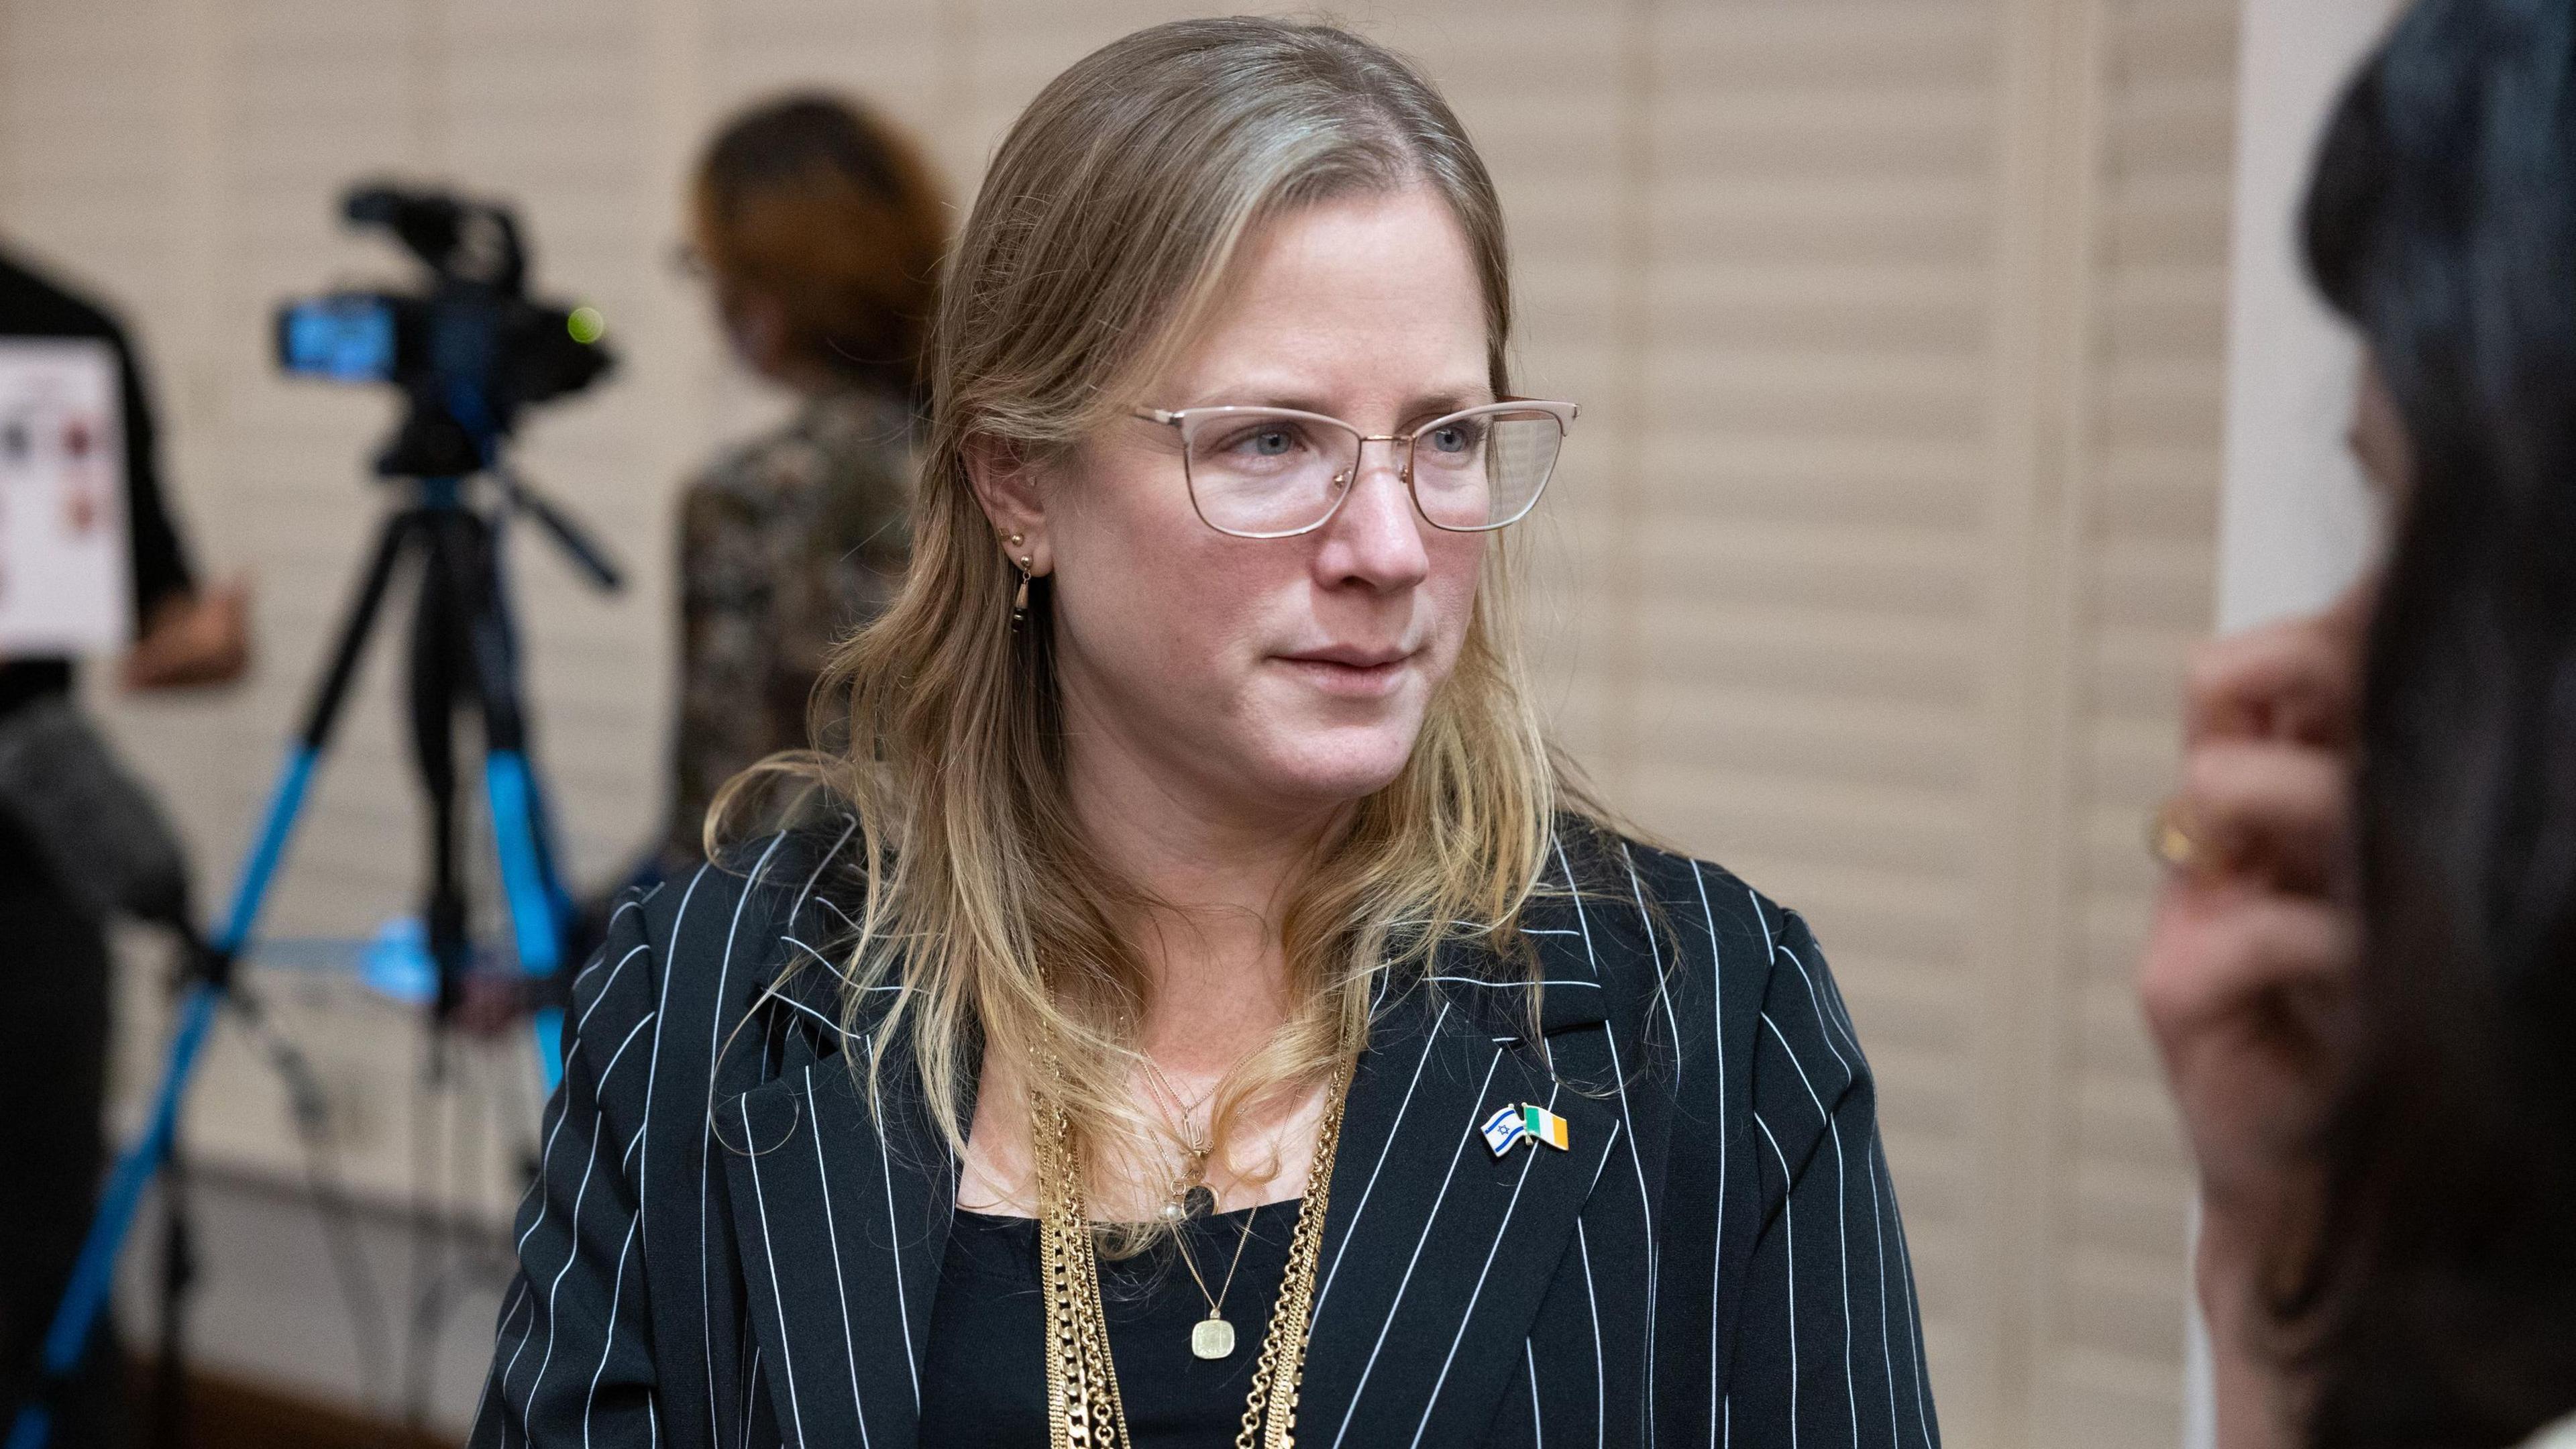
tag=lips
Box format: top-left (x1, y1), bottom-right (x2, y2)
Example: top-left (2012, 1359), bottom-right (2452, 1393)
top-left (1277, 645), bottom-right (1411, 669)
top-left (1272, 645), bottom-right (1416, 700)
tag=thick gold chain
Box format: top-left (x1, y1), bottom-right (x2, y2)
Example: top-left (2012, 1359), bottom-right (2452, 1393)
top-left (1035, 1059), bottom-right (1352, 1449)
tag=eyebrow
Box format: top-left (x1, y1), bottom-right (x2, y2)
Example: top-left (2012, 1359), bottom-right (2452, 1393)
top-left (1181, 387), bottom-right (1495, 420)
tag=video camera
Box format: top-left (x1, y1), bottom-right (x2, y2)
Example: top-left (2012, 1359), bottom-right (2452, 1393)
top-left (276, 184), bottom-right (614, 478)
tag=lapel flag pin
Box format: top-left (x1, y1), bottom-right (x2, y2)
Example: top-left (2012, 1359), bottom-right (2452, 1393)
top-left (1523, 1104), bottom-right (1570, 1152)
top-left (1482, 1103), bottom-right (1572, 1157)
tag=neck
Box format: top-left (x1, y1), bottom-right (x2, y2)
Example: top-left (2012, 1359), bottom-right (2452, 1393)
top-left (1060, 716), bottom-right (1344, 1077)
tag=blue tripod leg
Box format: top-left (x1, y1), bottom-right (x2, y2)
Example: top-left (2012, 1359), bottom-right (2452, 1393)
top-left (5, 510), bottom-right (415, 1449)
top-left (464, 502), bottom-right (572, 1093)
top-left (485, 751), bottom-right (566, 1089)
top-left (3, 748), bottom-right (318, 1449)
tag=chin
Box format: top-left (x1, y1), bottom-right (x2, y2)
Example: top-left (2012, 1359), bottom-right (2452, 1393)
top-left (1244, 723), bottom-right (1423, 810)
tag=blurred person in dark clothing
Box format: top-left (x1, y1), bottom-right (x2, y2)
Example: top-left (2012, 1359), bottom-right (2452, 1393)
top-left (656, 93), bottom-right (943, 878)
top-left (0, 245), bottom-right (250, 1448)
top-left (2141, 2), bottom-right (2576, 1446)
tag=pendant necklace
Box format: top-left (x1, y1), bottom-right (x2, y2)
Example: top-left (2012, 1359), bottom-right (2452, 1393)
top-left (1172, 1203), bottom-right (1260, 1359)
top-left (1138, 1055), bottom-right (1241, 1358)
top-left (1139, 1057), bottom-right (1219, 1222)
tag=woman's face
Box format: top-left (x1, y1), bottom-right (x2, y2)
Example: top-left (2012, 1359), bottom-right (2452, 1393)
top-left (1003, 186), bottom-right (1493, 827)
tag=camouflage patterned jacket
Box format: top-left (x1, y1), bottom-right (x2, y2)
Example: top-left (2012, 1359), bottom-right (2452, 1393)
top-left (662, 386), bottom-right (913, 871)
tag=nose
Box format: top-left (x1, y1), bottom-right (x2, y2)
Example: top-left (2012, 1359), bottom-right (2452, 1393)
top-left (1313, 441), bottom-right (1430, 593)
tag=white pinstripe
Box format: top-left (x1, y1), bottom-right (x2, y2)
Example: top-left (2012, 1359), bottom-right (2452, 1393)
top-left (1778, 944), bottom-right (1860, 1087)
top-left (638, 862), bottom-right (712, 1251)
top-left (1526, 1339), bottom-right (1546, 1449)
top-left (1885, 1140), bottom-right (1933, 1446)
top-left (1691, 859), bottom-right (1729, 1448)
top-left (1312, 1000), bottom-right (1453, 1322)
top-left (1554, 832), bottom-right (1659, 1444)
top-left (800, 1066), bottom-right (871, 1449)
top-left (700, 837), bottom-right (788, 1447)
top-left (480, 1282), bottom-right (531, 1448)
top-left (1620, 843), bottom-right (1682, 1065)
top-left (1577, 1220), bottom-right (1604, 1449)
top-left (1326, 1049), bottom-right (1505, 1449)
top-left (1759, 1014), bottom-right (1858, 1443)
top-left (871, 1028), bottom-right (922, 1409)
top-left (739, 1098), bottom-right (808, 1449)
top-left (579, 1218), bottom-right (642, 1449)
top-left (576, 945), bottom-right (649, 1036)
top-left (1755, 1114), bottom-right (1800, 1449)
top-left (517, 1008), bottom-right (656, 1429)
top-left (569, 898), bottom-right (645, 990)
top-left (1866, 1132), bottom-right (1898, 1447)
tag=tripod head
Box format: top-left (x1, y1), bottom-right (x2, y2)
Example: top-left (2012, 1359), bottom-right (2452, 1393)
top-left (275, 182), bottom-right (616, 482)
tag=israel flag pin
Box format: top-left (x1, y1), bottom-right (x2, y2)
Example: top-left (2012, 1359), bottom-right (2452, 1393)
top-left (1480, 1104), bottom-right (1529, 1157)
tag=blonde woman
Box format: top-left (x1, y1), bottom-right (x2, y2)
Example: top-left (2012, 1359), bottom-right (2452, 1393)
top-left (474, 19), bottom-right (1936, 1449)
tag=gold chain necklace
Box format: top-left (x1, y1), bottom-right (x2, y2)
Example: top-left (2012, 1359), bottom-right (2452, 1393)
top-left (1138, 1057), bottom-right (1218, 1221)
top-left (1034, 1060), bottom-right (1353, 1449)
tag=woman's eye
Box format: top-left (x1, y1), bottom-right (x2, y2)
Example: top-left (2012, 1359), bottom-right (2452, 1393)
top-left (1426, 423), bottom-right (1474, 454)
top-left (1213, 424), bottom-right (1301, 458)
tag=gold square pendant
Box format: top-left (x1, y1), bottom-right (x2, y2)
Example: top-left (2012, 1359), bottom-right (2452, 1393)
top-left (1191, 1316), bottom-right (1236, 1360)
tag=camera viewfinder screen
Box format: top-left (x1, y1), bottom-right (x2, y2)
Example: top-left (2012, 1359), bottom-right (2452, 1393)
top-left (279, 297), bottom-right (396, 382)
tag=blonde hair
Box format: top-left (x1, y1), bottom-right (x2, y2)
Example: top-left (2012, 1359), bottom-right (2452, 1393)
top-left (777, 15), bottom-right (1563, 1228)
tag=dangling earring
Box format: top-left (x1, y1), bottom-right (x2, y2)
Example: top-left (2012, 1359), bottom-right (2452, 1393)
top-left (1008, 533), bottom-right (1032, 630)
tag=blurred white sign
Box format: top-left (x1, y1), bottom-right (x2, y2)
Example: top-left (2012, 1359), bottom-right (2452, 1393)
top-left (0, 339), bottom-right (130, 655)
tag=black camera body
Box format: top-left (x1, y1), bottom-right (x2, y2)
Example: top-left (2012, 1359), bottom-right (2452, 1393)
top-left (276, 185), bottom-right (613, 478)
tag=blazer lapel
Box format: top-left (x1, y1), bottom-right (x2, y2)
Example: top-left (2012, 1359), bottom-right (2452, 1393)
top-left (1299, 973), bottom-right (1621, 1449)
top-left (720, 1023), bottom-right (954, 1449)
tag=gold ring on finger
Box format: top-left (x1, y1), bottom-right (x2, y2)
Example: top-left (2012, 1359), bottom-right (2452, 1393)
top-left (2149, 796), bottom-right (2206, 873)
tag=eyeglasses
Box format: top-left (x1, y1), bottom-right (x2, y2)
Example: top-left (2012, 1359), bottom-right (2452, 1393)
top-left (1130, 399), bottom-right (1577, 539)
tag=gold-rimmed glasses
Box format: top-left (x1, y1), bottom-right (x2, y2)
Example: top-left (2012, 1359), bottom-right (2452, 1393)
top-left (1130, 398), bottom-right (1578, 539)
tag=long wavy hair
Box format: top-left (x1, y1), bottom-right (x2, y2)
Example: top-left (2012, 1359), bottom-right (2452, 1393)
top-left (768, 17), bottom-right (1564, 1231)
top-left (2284, 1), bottom-right (2576, 1442)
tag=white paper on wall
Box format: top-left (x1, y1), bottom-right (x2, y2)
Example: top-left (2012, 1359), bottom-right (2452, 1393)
top-left (0, 338), bottom-right (131, 655)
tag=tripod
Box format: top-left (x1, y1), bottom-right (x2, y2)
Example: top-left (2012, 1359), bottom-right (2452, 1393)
top-left (5, 466), bottom-right (618, 1449)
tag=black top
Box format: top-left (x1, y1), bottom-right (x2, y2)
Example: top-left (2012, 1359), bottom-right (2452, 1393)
top-left (917, 1202), bottom-right (1299, 1447)
top-left (0, 247), bottom-right (197, 716)
top-left (472, 819), bottom-right (1941, 1449)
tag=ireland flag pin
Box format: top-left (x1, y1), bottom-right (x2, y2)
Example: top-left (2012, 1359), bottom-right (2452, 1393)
top-left (1522, 1104), bottom-right (1570, 1151)
top-left (1482, 1102), bottom-right (1571, 1158)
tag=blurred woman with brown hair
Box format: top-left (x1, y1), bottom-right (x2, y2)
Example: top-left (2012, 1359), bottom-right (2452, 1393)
top-left (657, 92), bottom-right (944, 879)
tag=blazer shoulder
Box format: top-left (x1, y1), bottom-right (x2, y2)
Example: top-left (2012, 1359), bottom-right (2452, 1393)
top-left (626, 819), bottom-right (867, 1018)
top-left (1540, 818), bottom-right (1803, 996)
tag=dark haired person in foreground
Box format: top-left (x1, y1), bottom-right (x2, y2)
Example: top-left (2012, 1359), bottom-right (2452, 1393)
top-left (2144, 1), bottom-right (2576, 1446)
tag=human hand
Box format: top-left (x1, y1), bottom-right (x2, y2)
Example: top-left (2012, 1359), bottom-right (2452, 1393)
top-left (123, 573), bottom-right (252, 690)
top-left (2140, 582), bottom-right (2369, 1242)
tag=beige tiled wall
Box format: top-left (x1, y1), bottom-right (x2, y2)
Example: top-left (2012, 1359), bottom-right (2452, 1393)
top-left (0, 1), bottom-right (2233, 1442)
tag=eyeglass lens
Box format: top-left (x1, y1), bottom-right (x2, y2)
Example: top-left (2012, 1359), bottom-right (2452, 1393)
top-left (1179, 407), bottom-right (1565, 537)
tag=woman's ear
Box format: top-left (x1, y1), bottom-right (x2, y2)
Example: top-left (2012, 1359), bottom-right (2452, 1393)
top-left (965, 434), bottom-right (1053, 576)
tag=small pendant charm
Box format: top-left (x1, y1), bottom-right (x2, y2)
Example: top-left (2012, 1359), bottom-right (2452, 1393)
top-left (1191, 1315), bottom-right (1236, 1360)
top-left (1181, 1183), bottom-right (1218, 1220)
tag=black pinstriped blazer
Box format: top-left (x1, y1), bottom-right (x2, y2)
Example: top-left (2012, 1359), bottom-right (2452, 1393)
top-left (470, 818), bottom-right (1940, 1448)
